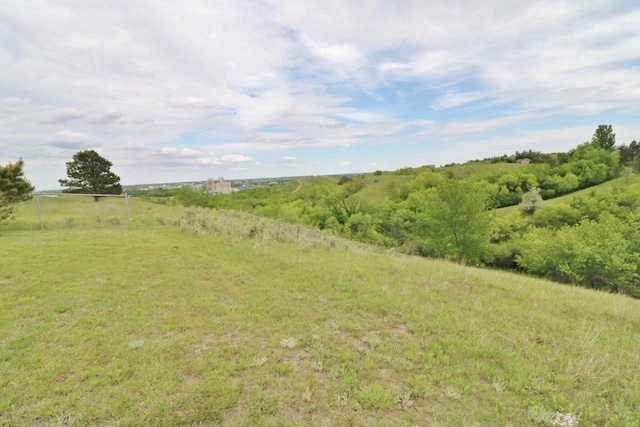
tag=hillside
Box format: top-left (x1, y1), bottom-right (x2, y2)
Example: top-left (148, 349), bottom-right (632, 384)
top-left (353, 175), bottom-right (413, 203)
top-left (352, 163), bottom-right (527, 204)
top-left (497, 173), bottom-right (640, 216)
top-left (1, 200), bottom-right (639, 425)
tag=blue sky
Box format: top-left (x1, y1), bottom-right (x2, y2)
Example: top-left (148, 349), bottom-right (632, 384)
top-left (1, 0), bottom-right (639, 190)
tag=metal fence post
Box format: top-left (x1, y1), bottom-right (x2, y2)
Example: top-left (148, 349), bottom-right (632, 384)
top-left (36, 195), bottom-right (43, 230)
top-left (125, 193), bottom-right (131, 227)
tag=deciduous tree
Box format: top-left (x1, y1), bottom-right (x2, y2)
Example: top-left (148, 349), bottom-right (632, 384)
top-left (519, 187), bottom-right (544, 214)
top-left (421, 180), bottom-right (493, 264)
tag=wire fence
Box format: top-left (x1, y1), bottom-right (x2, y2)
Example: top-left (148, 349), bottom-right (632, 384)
top-left (30, 193), bottom-right (132, 230)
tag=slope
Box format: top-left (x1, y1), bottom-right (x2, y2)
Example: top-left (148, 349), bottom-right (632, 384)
top-left (1, 202), bottom-right (639, 425)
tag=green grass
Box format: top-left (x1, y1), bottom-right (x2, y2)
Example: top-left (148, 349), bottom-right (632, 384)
top-left (3, 195), bottom-right (181, 231)
top-left (439, 163), bottom-right (525, 179)
top-left (2, 199), bottom-right (640, 425)
top-left (355, 175), bottom-right (413, 203)
top-left (297, 175), bottom-right (341, 190)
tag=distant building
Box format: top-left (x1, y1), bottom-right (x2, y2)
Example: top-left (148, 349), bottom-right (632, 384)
top-left (516, 158), bottom-right (532, 164)
top-left (207, 177), bottom-right (232, 195)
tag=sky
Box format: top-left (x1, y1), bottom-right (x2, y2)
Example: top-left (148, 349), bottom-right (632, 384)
top-left (1, 0), bottom-right (640, 190)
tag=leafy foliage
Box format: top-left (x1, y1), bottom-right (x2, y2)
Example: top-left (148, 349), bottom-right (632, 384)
top-left (59, 150), bottom-right (122, 198)
top-left (519, 187), bottom-right (543, 214)
top-left (418, 180), bottom-right (492, 264)
top-left (517, 216), bottom-right (639, 296)
top-left (618, 140), bottom-right (640, 168)
top-left (0, 158), bottom-right (34, 223)
top-left (591, 124), bottom-right (616, 151)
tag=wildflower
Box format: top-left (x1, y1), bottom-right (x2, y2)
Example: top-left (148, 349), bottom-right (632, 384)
top-left (552, 412), bottom-right (578, 427)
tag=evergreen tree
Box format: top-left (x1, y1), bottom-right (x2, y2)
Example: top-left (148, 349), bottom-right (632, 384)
top-left (591, 124), bottom-right (616, 151)
top-left (1, 159), bottom-right (34, 223)
top-left (59, 150), bottom-right (122, 201)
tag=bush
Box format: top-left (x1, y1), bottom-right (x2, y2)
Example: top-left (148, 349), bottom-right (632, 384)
top-left (531, 205), bottom-right (581, 229)
top-left (517, 217), bottom-right (638, 295)
top-left (519, 187), bottom-right (543, 214)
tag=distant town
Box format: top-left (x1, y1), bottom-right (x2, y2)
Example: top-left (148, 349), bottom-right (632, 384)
top-left (121, 176), bottom-right (301, 196)
top-left (130, 176), bottom-right (286, 193)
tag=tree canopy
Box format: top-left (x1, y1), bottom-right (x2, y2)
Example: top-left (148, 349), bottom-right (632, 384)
top-left (1, 158), bottom-right (34, 223)
top-left (592, 124), bottom-right (616, 151)
top-left (59, 150), bottom-right (122, 199)
top-left (419, 180), bottom-right (492, 264)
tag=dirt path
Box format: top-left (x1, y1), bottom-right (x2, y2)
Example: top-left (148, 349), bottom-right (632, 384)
top-left (292, 179), bottom-right (302, 193)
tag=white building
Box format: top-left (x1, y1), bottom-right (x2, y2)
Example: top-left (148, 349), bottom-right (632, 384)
top-left (206, 177), bottom-right (232, 195)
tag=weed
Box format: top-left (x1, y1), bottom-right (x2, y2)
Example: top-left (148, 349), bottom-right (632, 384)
top-left (394, 390), bottom-right (414, 410)
top-left (527, 404), bottom-right (556, 424)
top-left (251, 356), bottom-right (268, 367)
top-left (335, 392), bottom-right (349, 408)
top-left (491, 378), bottom-right (514, 393)
top-left (279, 337), bottom-right (299, 349)
top-left (127, 339), bottom-right (144, 349)
top-left (311, 359), bottom-right (324, 372)
top-left (46, 412), bottom-right (80, 426)
top-left (194, 344), bottom-right (209, 354)
top-left (552, 412), bottom-right (579, 427)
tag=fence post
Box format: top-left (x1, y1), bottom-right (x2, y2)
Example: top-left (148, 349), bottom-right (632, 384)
top-left (125, 193), bottom-right (131, 227)
top-left (36, 195), bottom-right (43, 230)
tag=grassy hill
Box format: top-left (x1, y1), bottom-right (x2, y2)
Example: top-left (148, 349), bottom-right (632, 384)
top-left (497, 173), bottom-right (640, 216)
top-left (1, 198), bottom-right (640, 425)
top-left (354, 175), bottom-right (413, 203)
top-left (354, 164), bottom-right (526, 204)
top-left (438, 162), bottom-right (525, 179)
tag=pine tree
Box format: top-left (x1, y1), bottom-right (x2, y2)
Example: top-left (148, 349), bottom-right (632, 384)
top-left (1, 158), bottom-right (34, 223)
top-left (59, 150), bottom-right (122, 201)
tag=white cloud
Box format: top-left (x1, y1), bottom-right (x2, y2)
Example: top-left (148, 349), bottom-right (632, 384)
top-left (1, 0), bottom-right (639, 189)
top-left (278, 156), bottom-right (298, 163)
top-left (430, 91), bottom-right (488, 110)
top-left (220, 154), bottom-right (252, 163)
top-left (53, 129), bottom-right (90, 142)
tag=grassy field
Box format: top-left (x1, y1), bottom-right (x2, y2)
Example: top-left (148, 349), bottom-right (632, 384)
top-left (438, 163), bottom-right (525, 179)
top-left (354, 175), bottom-right (413, 203)
top-left (2, 198), bottom-right (640, 425)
